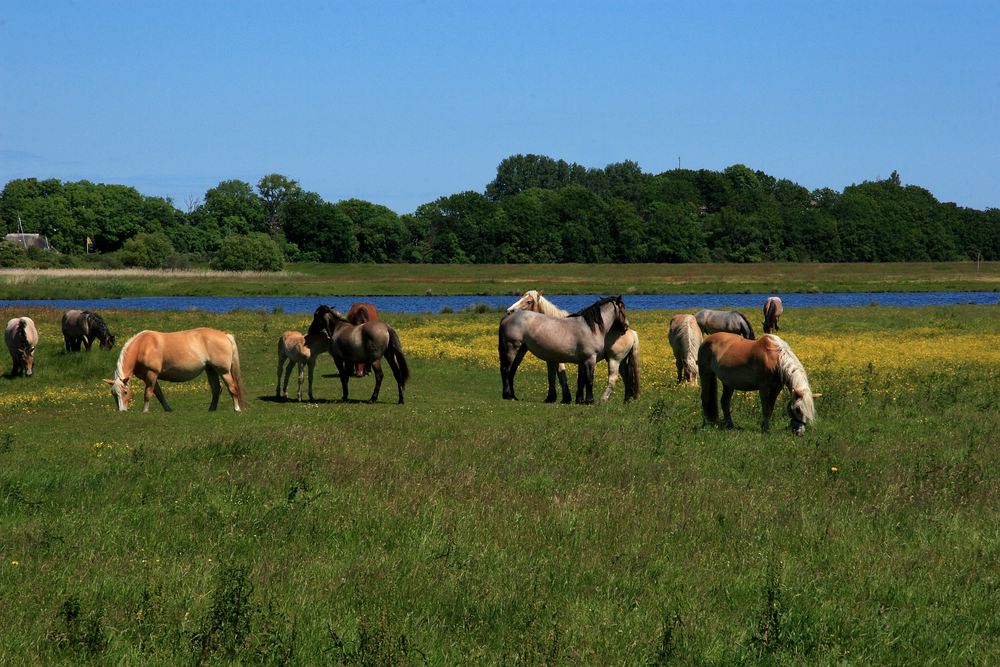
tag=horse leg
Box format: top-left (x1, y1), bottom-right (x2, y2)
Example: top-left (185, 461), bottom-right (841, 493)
top-left (369, 359), bottom-right (384, 403)
top-left (335, 358), bottom-right (351, 401)
top-left (276, 354), bottom-right (286, 398)
top-left (558, 363), bottom-right (571, 404)
top-left (759, 387), bottom-right (780, 433)
top-left (282, 359), bottom-right (295, 399)
top-left (220, 371), bottom-right (242, 412)
top-left (507, 345), bottom-right (528, 401)
top-left (84, 336), bottom-right (93, 351)
top-left (64, 334), bottom-right (72, 352)
top-left (721, 385), bottom-right (735, 428)
top-left (544, 362), bottom-right (559, 403)
top-left (295, 361), bottom-right (305, 401)
top-left (384, 352), bottom-right (405, 404)
top-left (584, 359), bottom-right (596, 404)
top-left (306, 358), bottom-right (316, 401)
top-left (601, 357), bottom-right (620, 403)
top-left (205, 368), bottom-right (222, 411)
top-left (152, 381), bottom-right (172, 412)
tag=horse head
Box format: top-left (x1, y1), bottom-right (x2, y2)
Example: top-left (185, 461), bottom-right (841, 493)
top-left (104, 376), bottom-right (132, 411)
top-left (506, 290), bottom-right (541, 314)
top-left (610, 296), bottom-right (629, 333)
top-left (17, 345), bottom-right (35, 376)
top-left (787, 387), bottom-right (820, 435)
top-left (99, 334), bottom-right (116, 351)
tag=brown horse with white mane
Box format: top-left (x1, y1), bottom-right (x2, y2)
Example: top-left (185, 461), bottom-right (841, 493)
top-left (668, 314), bottom-right (702, 385)
top-left (105, 328), bottom-right (246, 412)
top-left (698, 332), bottom-right (819, 435)
top-left (346, 302), bottom-right (379, 377)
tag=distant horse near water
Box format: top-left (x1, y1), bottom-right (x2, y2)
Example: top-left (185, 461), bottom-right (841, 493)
top-left (695, 309), bottom-right (755, 339)
top-left (62, 309), bottom-right (115, 351)
top-left (5, 316), bottom-right (38, 377)
top-left (668, 314), bottom-right (702, 385)
top-left (698, 332), bottom-right (819, 435)
top-left (105, 328), bottom-right (246, 412)
top-left (346, 302), bottom-right (379, 377)
top-left (505, 290), bottom-right (640, 402)
top-left (763, 297), bottom-right (783, 334)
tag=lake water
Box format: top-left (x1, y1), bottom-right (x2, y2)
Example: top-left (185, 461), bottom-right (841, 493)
top-left (1, 292), bottom-right (997, 314)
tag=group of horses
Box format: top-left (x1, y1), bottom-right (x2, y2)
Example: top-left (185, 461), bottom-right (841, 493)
top-left (6, 291), bottom-right (816, 434)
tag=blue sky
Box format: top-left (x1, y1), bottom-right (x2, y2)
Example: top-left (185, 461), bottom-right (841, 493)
top-left (2, 1), bottom-right (998, 213)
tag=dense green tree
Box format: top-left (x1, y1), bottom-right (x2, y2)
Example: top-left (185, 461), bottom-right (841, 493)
top-left (257, 174), bottom-right (302, 233)
top-left (210, 233), bottom-right (285, 271)
top-left (117, 232), bottom-right (176, 269)
top-left (283, 194), bottom-right (357, 263)
top-left (201, 180), bottom-right (265, 235)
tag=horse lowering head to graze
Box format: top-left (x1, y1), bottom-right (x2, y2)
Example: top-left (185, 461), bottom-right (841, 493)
top-left (499, 295), bottom-right (629, 405)
top-left (105, 328), bottom-right (245, 413)
top-left (695, 309), bottom-right (755, 339)
top-left (308, 305), bottom-right (409, 404)
top-left (505, 289), bottom-right (640, 402)
top-left (5, 317), bottom-right (38, 377)
top-left (697, 332), bottom-right (820, 435)
top-left (346, 302), bottom-right (379, 377)
top-left (668, 314), bottom-right (702, 385)
top-left (763, 297), bottom-right (783, 334)
top-left (62, 309), bottom-right (115, 352)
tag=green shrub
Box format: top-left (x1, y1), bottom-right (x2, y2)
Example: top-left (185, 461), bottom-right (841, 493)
top-left (209, 233), bottom-right (285, 272)
top-left (0, 240), bottom-right (27, 267)
top-left (117, 232), bottom-right (176, 269)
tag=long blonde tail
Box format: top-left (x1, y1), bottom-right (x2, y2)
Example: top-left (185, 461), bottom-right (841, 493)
top-left (227, 334), bottom-right (247, 411)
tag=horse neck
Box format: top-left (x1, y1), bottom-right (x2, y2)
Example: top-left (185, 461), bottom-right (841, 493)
top-left (536, 295), bottom-right (569, 317)
top-left (115, 334), bottom-right (142, 381)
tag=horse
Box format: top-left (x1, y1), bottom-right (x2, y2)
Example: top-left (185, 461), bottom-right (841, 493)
top-left (61, 309), bottom-right (115, 351)
top-left (275, 330), bottom-right (328, 401)
top-left (668, 314), bottom-right (702, 385)
top-left (499, 295), bottom-right (629, 404)
top-left (308, 305), bottom-right (410, 404)
top-left (505, 290), bottom-right (640, 402)
top-left (697, 332), bottom-right (819, 435)
top-left (104, 328), bottom-right (246, 412)
top-left (763, 297), bottom-right (783, 334)
top-left (5, 317), bottom-right (38, 377)
top-left (346, 302), bottom-right (379, 377)
top-left (695, 309), bottom-right (755, 339)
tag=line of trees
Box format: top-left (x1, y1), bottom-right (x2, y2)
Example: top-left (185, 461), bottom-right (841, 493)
top-left (2, 155), bottom-right (998, 269)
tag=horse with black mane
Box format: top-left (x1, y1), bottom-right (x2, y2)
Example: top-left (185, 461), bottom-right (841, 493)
top-left (498, 295), bottom-right (629, 404)
top-left (309, 305), bottom-right (409, 404)
top-left (62, 309), bottom-right (115, 351)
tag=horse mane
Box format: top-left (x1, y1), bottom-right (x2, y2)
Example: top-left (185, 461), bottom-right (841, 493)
top-left (114, 331), bottom-right (148, 382)
top-left (85, 311), bottom-right (111, 340)
top-left (735, 311), bottom-right (755, 339)
top-left (770, 335), bottom-right (815, 423)
top-left (532, 292), bottom-right (569, 317)
top-left (569, 296), bottom-right (622, 331)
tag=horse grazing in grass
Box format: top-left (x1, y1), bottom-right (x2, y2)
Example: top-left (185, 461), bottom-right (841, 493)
top-left (763, 297), bottom-right (783, 334)
top-left (505, 290), bottom-right (640, 402)
top-left (105, 328), bottom-right (246, 412)
top-left (62, 309), bottom-right (115, 351)
top-left (276, 330), bottom-right (328, 401)
top-left (5, 317), bottom-right (38, 377)
top-left (309, 305), bottom-right (409, 404)
top-left (499, 295), bottom-right (629, 404)
top-left (698, 332), bottom-right (819, 435)
top-left (668, 314), bottom-right (702, 385)
top-left (695, 309), bottom-right (755, 339)
top-left (346, 302), bottom-right (379, 377)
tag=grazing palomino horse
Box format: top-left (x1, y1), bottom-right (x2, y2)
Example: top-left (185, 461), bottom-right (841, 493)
top-left (668, 314), bottom-right (702, 385)
top-left (505, 290), bottom-right (640, 402)
top-left (309, 305), bottom-right (410, 404)
top-left (763, 297), bottom-right (783, 334)
top-left (5, 317), bottom-right (38, 377)
top-left (346, 302), bottom-right (379, 377)
top-left (499, 296), bottom-right (629, 404)
top-left (698, 332), bottom-right (819, 435)
top-left (275, 330), bottom-right (328, 401)
top-left (62, 309), bottom-right (115, 351)
top-left (105, 328), bottom-right (246, 412)
top-left (695, 309), bottom-right (755, 339)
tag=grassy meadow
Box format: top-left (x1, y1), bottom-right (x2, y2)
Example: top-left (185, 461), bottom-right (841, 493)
top-left (1, 304), bottom-right (999, 664)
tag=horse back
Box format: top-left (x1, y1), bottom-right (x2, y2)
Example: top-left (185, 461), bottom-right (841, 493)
top-left (6, 317), bottom-right (38, 349)
top-left (137, 328), bottom-right (235, 378)
top-left (700, 333), bottom-right (774, 390)
top-left (347, 302), bottom-right (378, 324)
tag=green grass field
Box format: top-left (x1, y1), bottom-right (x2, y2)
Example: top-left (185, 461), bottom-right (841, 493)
top-left (2, 305), bottom-right (999, 664)
top-left (2, 260), bottom-right (999, 299)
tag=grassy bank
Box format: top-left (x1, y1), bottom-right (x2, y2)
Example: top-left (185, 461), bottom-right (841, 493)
top-left (2, 260), bottom-right (999, 299)
top-left (1, 304), bottom-right (998, 663)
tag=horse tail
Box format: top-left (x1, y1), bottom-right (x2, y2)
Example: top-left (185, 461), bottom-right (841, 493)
top-left (227, 334), bottom-right (247, 411)
top-left (738, 312), bottom-right (756, 340)
top-left (621, 330), bottom-right (640, 402)
top-left (386, 326), bottom-right (410, 387)
top-left (697, 339), bottom-right (719, 423)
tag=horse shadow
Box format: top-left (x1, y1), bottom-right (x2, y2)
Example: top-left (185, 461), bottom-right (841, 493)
top-left (256, 395), bottom-right (338, 405)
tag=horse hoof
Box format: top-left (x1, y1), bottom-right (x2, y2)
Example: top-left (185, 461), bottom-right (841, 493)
top-left (544, 396), bottom-right (557, 403)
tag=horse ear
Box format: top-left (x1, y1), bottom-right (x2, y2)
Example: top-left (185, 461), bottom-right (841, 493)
top-left (103, 379), bottom-right (115, 385)
top-left (811, 392), bottom-right (822, 398)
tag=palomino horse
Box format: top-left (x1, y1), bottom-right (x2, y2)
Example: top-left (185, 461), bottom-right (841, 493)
top-left (698, 332), bottom-right (819, 435)
top-left (695, 309), bottom-right (755, 339)
top-left (346, 302), bottom-right (379, 377)
top-left (763, 297), bottom-right (783, 334)
top-left (275, 330), bottom-right (328, 401)
top-left (5, 317), bottom-right (38, 377)
top-left (62, 309), bottom-right (115, 351)
top-left (309, 305), bottom-right (410, 404)
top-left (105, 328), bottom-right (246, 412)
top-left (499, 296), bottom-right (629, 404)
top-left (505, 290), bottom-right (640, 402)
top-left (668, 314), bottom-right (702, 385)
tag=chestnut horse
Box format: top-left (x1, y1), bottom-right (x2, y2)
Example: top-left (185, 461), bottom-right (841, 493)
top-left (105, 328), bottom-right (246, 412)
top-left (346, 302), bottom-right (379, 377)
top-left (5, 317), bottom-right (38, 377)
top-left (763, 297), bottom-right (783, 334)
top-left (62, 309), bottom-right (115, 351)
top-left (698, 332), bottom-right (818, 435)
top-left (276, 330), bottom-right (328, 401)
top-left (505, 290), bottom-right (640, 402)
top-left (668, 314), bottom-right (702, 385)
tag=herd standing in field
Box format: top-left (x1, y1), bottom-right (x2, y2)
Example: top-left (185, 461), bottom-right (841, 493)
top-left (4, 294), bottom-right (817, 433)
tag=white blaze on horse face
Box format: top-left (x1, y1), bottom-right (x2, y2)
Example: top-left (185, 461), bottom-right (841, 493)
top-left (111, 378), bottom-right (131, 411)
top-left (506, 292), bottom-right (535, 314)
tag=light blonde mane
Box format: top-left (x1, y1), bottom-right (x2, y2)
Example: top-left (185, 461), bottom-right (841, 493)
top-left (113, 330), bottom-right (148, 385)
top-left (771, 335), bottom-right (815, 423)
top-left (508, 290), bottom-right (569, 317)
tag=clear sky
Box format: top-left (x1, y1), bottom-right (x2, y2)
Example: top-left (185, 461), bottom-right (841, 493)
top-left (2, 1), bottom-right (998, 213)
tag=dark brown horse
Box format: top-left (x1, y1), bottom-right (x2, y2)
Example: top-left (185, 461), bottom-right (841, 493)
top-left (62, 309), bottom-right (115, 351)
top-left (346, 302), bottom-right (379, 377)
top-left (698, 332), bottom-right (819, 435)
top-left (309, 305), bottom-right (409, 404)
